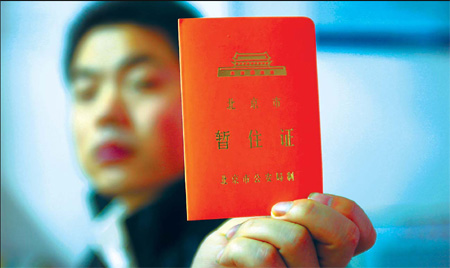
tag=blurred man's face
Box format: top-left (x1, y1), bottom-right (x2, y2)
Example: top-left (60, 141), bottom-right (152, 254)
top-left (70, 24), bottom-right (184, 196)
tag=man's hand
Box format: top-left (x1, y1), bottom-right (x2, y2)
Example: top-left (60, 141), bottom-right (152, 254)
top-left (191, 193), bottom-right (376, 267)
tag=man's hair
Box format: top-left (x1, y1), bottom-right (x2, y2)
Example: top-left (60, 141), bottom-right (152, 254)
top-left (63, 1), bottom-right (200, 83)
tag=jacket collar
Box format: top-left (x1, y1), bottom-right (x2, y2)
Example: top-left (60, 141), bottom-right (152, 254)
top-left (89, 176), bottom-right (186, 218)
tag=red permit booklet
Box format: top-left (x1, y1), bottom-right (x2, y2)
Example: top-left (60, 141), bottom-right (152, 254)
top-left (178, 17), bottom-right (322, 220)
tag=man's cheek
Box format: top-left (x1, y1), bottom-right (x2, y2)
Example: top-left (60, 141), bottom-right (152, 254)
top-left (73, 116), bottom-right (93, 169)
top-left (73, 113), bottom-right (89, 144)
top-left (72, 121), bottom-right (85, 159)
top-left (157, 103), bottom-right (184, 163)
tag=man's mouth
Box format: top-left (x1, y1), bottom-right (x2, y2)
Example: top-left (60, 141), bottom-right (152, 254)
top-left (96, 142), bottom-right (134, 165)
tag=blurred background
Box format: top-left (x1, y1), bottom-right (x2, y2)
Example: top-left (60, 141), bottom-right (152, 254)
top-left (1, 1), bottom-right (449, 267)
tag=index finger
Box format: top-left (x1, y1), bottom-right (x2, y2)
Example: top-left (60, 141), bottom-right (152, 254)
top-left (308, 193), bottom-right (377, 255)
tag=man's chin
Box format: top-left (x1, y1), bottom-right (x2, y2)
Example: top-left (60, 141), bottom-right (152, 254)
top-left (91, 168), bottom-right (129, 196)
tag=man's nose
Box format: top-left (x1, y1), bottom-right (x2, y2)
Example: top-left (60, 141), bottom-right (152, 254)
top-left (96, 81), bottom-right (131, 128)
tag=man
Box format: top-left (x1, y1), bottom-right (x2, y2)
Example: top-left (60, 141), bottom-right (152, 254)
top-left (64, 1), bottom-right (376, 267)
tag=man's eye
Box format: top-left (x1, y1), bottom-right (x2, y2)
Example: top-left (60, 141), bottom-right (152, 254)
top-left (72, 78), bottom-right (97, 101)
top-left (75, 88), bottom-right (96, 101)
top-left (73, 85), bottom-right (97, 102)
top-left (132, 79), bottom-right (158, 91)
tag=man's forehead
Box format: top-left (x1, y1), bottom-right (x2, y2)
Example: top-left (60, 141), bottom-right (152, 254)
top-left (71, 54), bottom-right (156, 81)
top-left (72, 24), bottom-right (171, 71)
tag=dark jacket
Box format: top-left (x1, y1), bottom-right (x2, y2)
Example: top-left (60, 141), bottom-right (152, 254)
top-left (81, 178), bottom-right (225, 267)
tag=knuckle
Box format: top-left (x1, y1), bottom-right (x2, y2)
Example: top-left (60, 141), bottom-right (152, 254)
top-left (290, 225), bottom-right (310, 249)
top-left (228, 237), bottom-right (246, 253)
top-left (345, 223), bottom-right (360, 250)
top-left (257, 243), bottom-right (279, 265)
top-left (338, 200), bottom-right (357, 217)
top-left (368, 226), bottom-right (377, 248)
top-left (281, 224), bottom-right (311, 254)
top-left (205, 228), bottom-right (222, 243)
top-left (220, 238), bottom-right (244, 267)
top-left (355, 226), bottom-right (377, 255)
top-left (292, 199), bottom-right (317, 218)
top-left (241, 218), bottom-right (256, 231)
top-left (205, 232), bottom-right (216, 243)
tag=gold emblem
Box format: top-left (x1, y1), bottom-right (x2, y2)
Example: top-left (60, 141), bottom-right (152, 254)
top-left (218, 52), bottom-right (287, 77)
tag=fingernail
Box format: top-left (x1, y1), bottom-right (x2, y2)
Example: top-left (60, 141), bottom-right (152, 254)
top-left (271, 201), bottom-right (293, 217)
top-left (308, 193), bottom-right (333, 206)
top-left (226, 223), bottom-right (241, 240)
top-left (216, 248), bottom-right (224, 263)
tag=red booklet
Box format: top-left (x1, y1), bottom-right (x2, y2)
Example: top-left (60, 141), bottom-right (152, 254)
top-left (178, 17), bottom-right (322, 220)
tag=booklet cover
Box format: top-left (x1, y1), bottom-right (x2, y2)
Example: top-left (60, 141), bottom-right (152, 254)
top-left (178, 17), bottom-right (322, 220)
